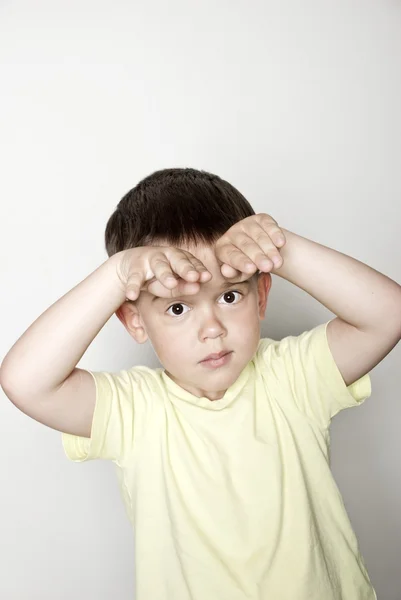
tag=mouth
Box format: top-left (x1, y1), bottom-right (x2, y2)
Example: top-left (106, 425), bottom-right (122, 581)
top-left (201, 350), bottom-right (231, 362)
top-left (199, 351), bottom-right (233, 369)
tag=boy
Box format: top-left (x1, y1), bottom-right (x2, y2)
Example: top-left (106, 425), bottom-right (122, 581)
top-left (2, 167), bottom-right (400, 600)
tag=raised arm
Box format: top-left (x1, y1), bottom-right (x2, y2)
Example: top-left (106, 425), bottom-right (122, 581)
top-left (0, 253), bottom-right (127, 436)
top-left (214, 214), bottom-right (401, 388)
top-left (0, 245), bottom-right (212, 437)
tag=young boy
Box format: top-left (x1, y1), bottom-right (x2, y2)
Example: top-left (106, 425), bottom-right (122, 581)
top-left (2, 168), bottom-right (400, 600)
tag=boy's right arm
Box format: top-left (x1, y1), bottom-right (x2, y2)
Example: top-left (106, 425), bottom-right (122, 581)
top-left (0, 246), bottom-right (211, 438)
top-left (0, 252), bottom-right (127, 438)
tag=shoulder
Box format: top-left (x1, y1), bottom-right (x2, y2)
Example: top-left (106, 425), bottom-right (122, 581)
top-left (254, 322), bottom-right (328, 367)
top-left (118, 364), bottom-right (165, 394)
top-left (89, 364), bottom-right (165, 407)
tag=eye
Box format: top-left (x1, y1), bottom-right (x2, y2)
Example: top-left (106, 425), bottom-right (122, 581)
top-left (166, 303), bottom-right (190, 317)
top-left (218, 290), bottom-right (243, 304)
top-left (165, 290), bottom-right (243, 318)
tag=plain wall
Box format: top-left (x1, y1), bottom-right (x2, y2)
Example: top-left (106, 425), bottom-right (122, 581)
top-left (1, 1), bottom-right (400, 598)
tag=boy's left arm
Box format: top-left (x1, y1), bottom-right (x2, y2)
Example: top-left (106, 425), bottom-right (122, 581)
top-left (275, 229), bottom-right (401, 386)
top-left (214, 215), bottom-right (401, 387)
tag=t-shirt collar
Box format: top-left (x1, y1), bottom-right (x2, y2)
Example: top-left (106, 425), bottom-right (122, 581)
top-left (160, 362), bottom-right (251, 410)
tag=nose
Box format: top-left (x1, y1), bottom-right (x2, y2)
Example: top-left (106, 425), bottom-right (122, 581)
top-left (198, 308), bottom-right (227, 342)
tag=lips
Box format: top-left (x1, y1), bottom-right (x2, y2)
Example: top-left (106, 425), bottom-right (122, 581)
top-left (201, 350), bottom-right (231, 362)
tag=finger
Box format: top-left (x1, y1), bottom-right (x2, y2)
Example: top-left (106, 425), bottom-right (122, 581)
top-left (126, 270), bottom-right (146, 301)
top-left (256, 214), bottom-right (286, 247)
top-left (169, 249), bottom-right (212, 282)
top-left (217, 240), bottom-right (266, 275)
top-left (149, 250), bottom-right (204, 286)
top-left (220, 263), bottom-right (241, 279)
top-left (245, 222), bottom-right (284, 269)
top-left (180, 252), bottom-right (213, 282)
top-left (238, 233), bottom-right (276, 271)
top-left (149, 254), bottom-right (182, 288)
top-left (223, 222), bottom-right (283, 271)
top-left (256, 213), bottom-right (286, 237)
top-left (222, 264), bottom-right (253, 283)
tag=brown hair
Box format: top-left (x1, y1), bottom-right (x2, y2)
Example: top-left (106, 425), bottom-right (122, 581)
top-left (104, 167), bottom-right (256, 257)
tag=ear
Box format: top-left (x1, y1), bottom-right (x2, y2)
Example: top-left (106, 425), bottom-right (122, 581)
top-left (256, 272), bottom-right (272, 319)
top-left (115, 301), bottom-right (149, 344)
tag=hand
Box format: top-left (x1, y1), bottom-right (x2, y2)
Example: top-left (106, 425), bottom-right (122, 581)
top-left (214, 214), bottom-right (286, 281)
top-left (115, 246), bottom-right (213, 302)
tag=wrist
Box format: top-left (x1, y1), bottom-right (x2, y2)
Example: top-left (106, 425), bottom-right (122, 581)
top-left (106, 250), bottom-right (130, 297)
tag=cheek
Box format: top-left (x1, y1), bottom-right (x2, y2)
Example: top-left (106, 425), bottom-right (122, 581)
top-left (147, 320), bottom-right (191, 356)
top-left (230, 306), bottom-right (261, 339)
top-left (233, 298), bottom-right (259, 320)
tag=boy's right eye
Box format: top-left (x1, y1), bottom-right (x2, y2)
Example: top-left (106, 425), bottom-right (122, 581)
top-left (166, 303), bottom-right (190, 317)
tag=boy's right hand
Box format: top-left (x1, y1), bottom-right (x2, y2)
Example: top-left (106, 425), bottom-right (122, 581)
top-left (115, 246), bottom-right (213, 302)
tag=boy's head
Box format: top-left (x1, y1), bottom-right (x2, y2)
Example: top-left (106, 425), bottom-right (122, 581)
top-left (106, 168), bottom-right (272, 400)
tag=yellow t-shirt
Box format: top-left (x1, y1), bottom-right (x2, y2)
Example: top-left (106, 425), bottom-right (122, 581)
top-left (62, 320), bottom-right (377, 600)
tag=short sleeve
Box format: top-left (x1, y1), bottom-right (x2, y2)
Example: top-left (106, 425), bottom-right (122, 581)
top-left (258, 320), bottom-right (372, 431)
top-left (62, 369), bottom-right (138, 464)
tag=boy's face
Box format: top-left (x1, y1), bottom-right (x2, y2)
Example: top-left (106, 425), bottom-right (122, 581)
top-left (117, 242), bottom-right (272, 401)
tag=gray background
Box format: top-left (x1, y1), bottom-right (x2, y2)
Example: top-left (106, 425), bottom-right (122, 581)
top-left (1, 0), bottom-right (400, 598)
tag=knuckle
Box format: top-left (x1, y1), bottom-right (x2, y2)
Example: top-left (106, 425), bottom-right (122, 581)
top-left (242, 239), bottom-right (259, 250)
top-left (177, 249), bottom-right (193, 258)
top-left (160, 270), bottom-right (174, 278)
top-left (259, 213), bottom-right (277, 224)
top-left (128, 271), bottom-right (143, 282)
top-left (236, 233), bottom-right (250, 244)
top-left (152, 258), bottom-right (169, 270)
top-left (254, 231), bottom-right (269, 244)
top-left (178, 260), bottom-right (193, 271)
top-left (227, 247), bottom-right (241, 258)
top-left (271, 249), bottom-right (281, 257)
top-left (215, 235), bottom-right (229, 247)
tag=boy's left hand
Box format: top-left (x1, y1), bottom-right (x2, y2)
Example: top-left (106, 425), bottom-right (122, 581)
top-left (214, 214), bottom-right (286, 281)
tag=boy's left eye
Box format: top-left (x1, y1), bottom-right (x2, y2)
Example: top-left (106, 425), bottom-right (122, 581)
top-left (166, 303), bottom-right (191, 317)
top-left (166, 290), bottom-right (243, 317)
top-left (218, 290), bottom-right (242, 305)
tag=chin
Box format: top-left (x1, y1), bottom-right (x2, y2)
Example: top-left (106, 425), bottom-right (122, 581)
top-left (201, 366), bottom-right (241, 386)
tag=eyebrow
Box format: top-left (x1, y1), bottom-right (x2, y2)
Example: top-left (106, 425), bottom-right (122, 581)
top-left (151, 279), bottom-right (251, 303)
